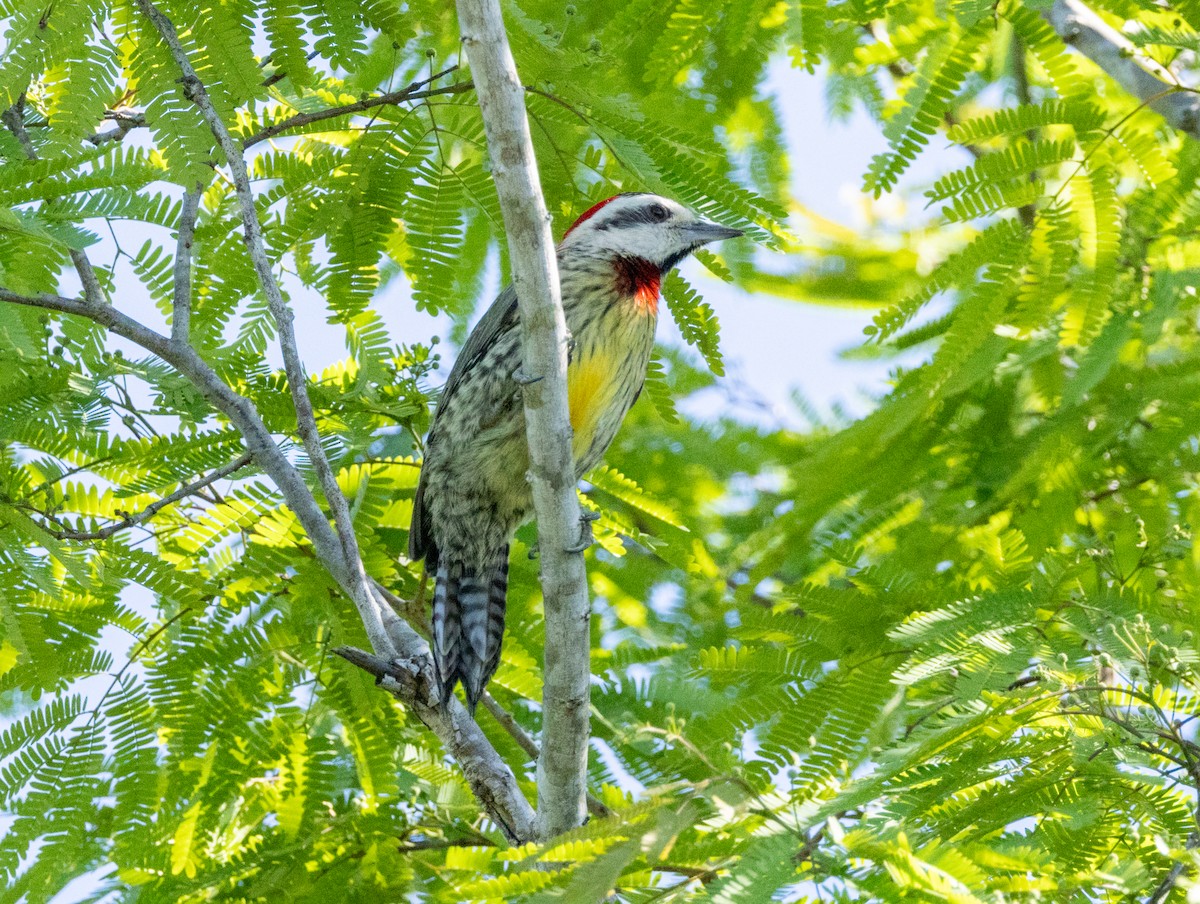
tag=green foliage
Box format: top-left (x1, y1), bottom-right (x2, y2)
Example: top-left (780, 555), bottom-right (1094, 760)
top-left (946, 98), bottom-right (1106, 145)
top-left (864, 20), bottom-right (989, 196)
top-left (3, 0), bottom-right (1200, 902)
top-left (662, 271), bottom-right (723, 376)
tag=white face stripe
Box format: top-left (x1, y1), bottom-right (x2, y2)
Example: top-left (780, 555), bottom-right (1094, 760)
top-left (559, 194), bottom-right (704, 266)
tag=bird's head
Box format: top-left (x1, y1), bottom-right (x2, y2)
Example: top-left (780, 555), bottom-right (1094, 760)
top-left (559, 193), bottom-right (743, 272)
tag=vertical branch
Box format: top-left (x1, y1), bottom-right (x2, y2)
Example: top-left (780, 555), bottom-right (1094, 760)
top-left (134, 0), bottom-right (398, 657)
top-left (172, 183), bottom-right (203, 344)
top-left (455, 0), bottom-right (592, 838)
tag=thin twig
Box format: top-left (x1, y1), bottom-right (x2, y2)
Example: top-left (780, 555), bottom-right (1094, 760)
top-left (34, 453), bottom-right (252, 541)
top-left (372, 579), bottom-right (430, 635)
top-left (82, 72), bottom-right (464, 149)
top-left (3, 96), bottom-right (106, 304)
top-left (481, 692), bottom-right (541, 760)
top-left (396, 837), bottom-right (497, 852)
top-left (86, 111), bottom-right (147, 146)
top-left (260, 49), bottom-right (321, 90)
top-left (134, 0), bottom-right (398, 657)
top-left (244, 69), bottom-right (470, 147)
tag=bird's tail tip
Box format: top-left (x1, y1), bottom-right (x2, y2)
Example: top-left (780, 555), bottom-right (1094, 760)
top-left (431, 549), bottom-right (509, 715)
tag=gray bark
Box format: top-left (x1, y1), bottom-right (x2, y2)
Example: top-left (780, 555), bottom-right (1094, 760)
top-left (455, 0), bottom-right (593, 839)
top-left (1047, 0), bottom-right (1200, 138)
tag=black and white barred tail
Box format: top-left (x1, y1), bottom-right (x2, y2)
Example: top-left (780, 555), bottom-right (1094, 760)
top-left (431, 549), bottom-right (509, 713)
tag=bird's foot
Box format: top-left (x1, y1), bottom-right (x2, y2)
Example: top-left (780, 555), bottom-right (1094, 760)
top-left (565, 509), bottom-right (601, 554)
top-left (527, 542), bottom-right (539, 560)
top-left (377, 655), bottom-right (431, 702)
top-left (513, 368), bottom-right (542, 385)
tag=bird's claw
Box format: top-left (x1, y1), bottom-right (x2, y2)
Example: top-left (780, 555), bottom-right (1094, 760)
top-left (513, 368), bottom-right (542, 385)
top-left (565, 509), bottom-right (601, 554)
top-left (527, 542), bottom-right (539, 560)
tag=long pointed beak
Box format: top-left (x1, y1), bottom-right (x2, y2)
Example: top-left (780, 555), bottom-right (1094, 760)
top-left (683, 220), bottom-right (744, 245)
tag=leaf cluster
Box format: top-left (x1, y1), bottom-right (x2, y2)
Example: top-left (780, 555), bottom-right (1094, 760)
top-left (4, 0), bottom-right (1200, 901)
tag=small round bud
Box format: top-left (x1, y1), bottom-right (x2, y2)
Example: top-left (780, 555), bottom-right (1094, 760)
top-left (565, 4), bottom-right (576, 14)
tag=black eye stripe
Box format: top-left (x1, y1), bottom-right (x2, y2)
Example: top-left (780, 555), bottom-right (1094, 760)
top-left (595, 203), bottom-right (671, 231)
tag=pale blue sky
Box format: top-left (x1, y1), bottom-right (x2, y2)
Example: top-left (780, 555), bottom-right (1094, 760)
top-left (66, 61), bottom-right (964, 430)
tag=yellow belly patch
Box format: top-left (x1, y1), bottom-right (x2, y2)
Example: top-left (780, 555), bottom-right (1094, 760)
top-left (567, 349), bottom-right (618, 457)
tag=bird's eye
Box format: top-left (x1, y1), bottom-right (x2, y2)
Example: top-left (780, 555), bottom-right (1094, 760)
top-left (649, 203), bottom-right (669, 222)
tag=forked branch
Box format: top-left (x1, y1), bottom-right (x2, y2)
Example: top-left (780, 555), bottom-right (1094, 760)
top-left (30, 453), bottom-right (252, 542)
top-left (133, 0), bottom-right (398, 658)
top-left (0, 5), bottom-right (540, 844)
top-left (0, 262), bottom-right (537, 848)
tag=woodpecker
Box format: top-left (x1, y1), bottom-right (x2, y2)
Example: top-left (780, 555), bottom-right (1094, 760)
top-left (409, 193), bottom-right (743, 713)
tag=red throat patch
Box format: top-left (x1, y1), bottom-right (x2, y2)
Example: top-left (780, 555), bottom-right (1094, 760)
top-left (613, 257), bottom-right (661, 314)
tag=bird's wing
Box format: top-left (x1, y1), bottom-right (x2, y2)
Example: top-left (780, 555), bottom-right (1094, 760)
top-left (409, 284), bottom-right (519, 564)
top-left (409, 470), bottom-right (434, 564)
top-left (438, 283), bottom-right (519, 408)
